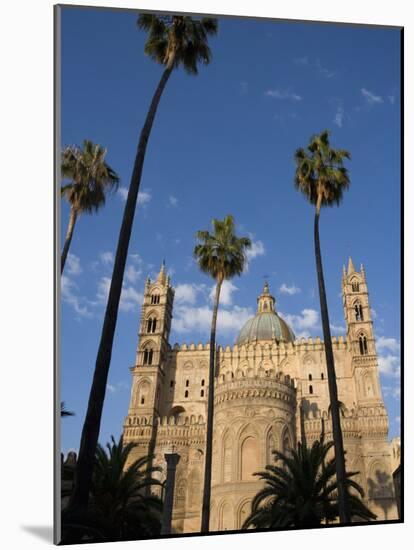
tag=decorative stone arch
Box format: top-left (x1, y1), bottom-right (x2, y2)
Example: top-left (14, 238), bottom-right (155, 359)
top-left (237, 424), bottom-right (260, 481)
top-left (362, 370), bottom-right (377, 398)
top-left (168, 405), bottom-right (186, 422)
top-left (221, 429), bottom-right (234, 483)
top-left (187, 468), bottom-right (201, 509)
top-left (237, 498), bottom-right (252, 529)
top-left (136, 378), bottom-right (152, 406)
top-left (356, 330), bottom-right (369, 355)
top-left (265, 425), bottom-right (277, 465)
top-left (174, 478), bottom-right (187, 509)
top-left (280, 424), bottom-right (293, 455)
top-left (367, 460), bottom-right (393, 500)
top-left (149, 287), bottom-right (162, 304)
top-left (218, 499), bottom-right (234, 531)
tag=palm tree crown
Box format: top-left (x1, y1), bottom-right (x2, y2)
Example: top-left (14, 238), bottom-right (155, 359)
top-left (243, 436), bottom-right (376, 530)
top-left (294, 130), bottom-right (351, 211)
top-left (62, 436), bottom-right (162, 542)
top-left (137, 14), bottom-right (218, 73)
top-left (194, 215), bottom-right (252, 282)
top-left (61, 139), bottom-right (119, 215)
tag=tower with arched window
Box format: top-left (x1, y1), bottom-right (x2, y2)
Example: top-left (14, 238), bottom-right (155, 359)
top-left (127, 261), bottom-right (174, 421)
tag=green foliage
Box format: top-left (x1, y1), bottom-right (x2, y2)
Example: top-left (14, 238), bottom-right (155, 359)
top-left (62, 436), bottom-right (162, 542)
top-left (60, 401), bottom-right (74, 417)
top-left (137, 14), bottom-right (218, 74)
top-left (194, 214), bottom-right (252, 282)
top-left (294, 130), bottom-right (351, 209)
top-left (61, 139), bottom-right (119, 215)
top-left (243, 435), bottom-right (376, 529)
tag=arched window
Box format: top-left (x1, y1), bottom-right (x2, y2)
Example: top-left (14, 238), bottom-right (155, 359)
top-left (309, 384), bottom-right (313, 394)
top-left (146, 317), bottom-right (157, 333)
top-left (241, 436), bottom-right (259, 481)
top-left (150, 293), bottom-right (160, 305)
top-left (184, 390), bottom-right (189, 398)
top-left (359, 335), bottom-right (368, 355)
top-left (321, 372), bottom-right (324, 379)
top-left (185, 379), bottom-right (190, 387)
top-left (351, 281), bottom-right (359, 292)
top-left (200, 389), bottom-right (204, 397)
top-left (308, 374), bottom-right (312, 381)
top-left (143, 348), bottom-right (154, 365)
top-left (354, 303), bottom-right (363, 321)
top-left (201, 379), bottom-right (205, 386)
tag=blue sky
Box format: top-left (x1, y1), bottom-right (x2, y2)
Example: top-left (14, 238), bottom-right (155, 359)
top-left (60, 7), bottom-right (401, 454)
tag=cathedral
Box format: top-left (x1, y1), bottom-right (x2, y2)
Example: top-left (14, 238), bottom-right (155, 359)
top-left (122, 259), bottom-right (398, 532)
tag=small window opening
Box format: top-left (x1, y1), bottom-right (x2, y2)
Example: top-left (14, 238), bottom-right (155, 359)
top-left (200, 390), bottom-right (204, 397)
top-left (185, 390), bottom-right (189, 398)
top-left (141, 397), bottom-right (145, 405)
top-left (309, 385), bottom-right (313, 395)
top-left (321, 373), bottom-right (324, 380)
top-left (186, 379), bottom-right (189, 387)
top-left (201, 379), bottom-right (205, 386)
top-left (308, 374), bottom-right (312, 381)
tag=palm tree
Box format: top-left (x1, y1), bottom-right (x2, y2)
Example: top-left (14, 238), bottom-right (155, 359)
top-left (62, 436), bottom-right (162, 543)
top-left (60, 401), bottom-right (75, 417)
top-left (294, 129), bottom-right (351, 522)
top-left (242, 436), bottom-right (376, 529)
top-left (68, 15), bottom-right (218, 516)
top-left (194, 215), bottom-right (251, 532)
top-left (61, 140), bottom-right (120, 273)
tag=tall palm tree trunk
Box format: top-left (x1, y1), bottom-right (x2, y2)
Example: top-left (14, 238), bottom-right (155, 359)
top-left (314, 199), bottom-right (351, 524)
top-left (67, 63), bottom-right (174, 517)
top-left (61, 206), bottom-right (77, 274)
top-left (201, 275), bottom-right (223, 532)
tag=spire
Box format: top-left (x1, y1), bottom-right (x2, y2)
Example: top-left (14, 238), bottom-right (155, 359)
top-left (257, 282), bottom-right (276, 313)
top-left (157, 260), bottom-right (167, 285)
top-left (347, 257), bottom-right (355, 275)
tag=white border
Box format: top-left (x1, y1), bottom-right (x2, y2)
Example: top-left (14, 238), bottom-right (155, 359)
top-left (1, 0), bottom-right (411, 549)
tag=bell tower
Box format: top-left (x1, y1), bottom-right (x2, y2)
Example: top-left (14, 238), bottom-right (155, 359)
top-left (342, 258), bottom-right (382, 403)
top-left (127, 261), bottom-right (174, 419)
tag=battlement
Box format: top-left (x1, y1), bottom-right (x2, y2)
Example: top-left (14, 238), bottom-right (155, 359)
top-left (170, 336), bottom-right (347, 356)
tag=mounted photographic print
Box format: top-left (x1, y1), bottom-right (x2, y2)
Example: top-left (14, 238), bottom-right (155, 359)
top-left (55, 3), bottom-right (403, 544)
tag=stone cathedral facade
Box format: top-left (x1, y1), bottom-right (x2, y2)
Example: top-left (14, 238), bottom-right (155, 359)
top-left (122, 259), bottom-right (398, 533)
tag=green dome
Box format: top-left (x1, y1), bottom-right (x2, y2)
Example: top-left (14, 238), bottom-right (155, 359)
top-left (236, 282), bottom-right (295, 345)
top-left (237, 311), bottom-right (295, 345)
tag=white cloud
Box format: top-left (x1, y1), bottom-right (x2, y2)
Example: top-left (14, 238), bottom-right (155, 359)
top-left (264, 89), bottom-right (302, 101)
top-left (100, 251), bottom-right (114, 265)
top-left (168, 195), bottom-right (178, 207)
top-left (370, 307), bottom-right (378, 319)
top-left (330, 323), bottom-right (346, 333)
top-left (281, 308), bottom-right (320, 338)
top-left (361, 88), bottom-right (384, 104)
top-left (378, 354), bottom-right (400, 377)
top-left (383, 385), bottom-right (401, 400)
top-left (172, 304), bottom-right (254, 337)
top-left (315, 58), bottom-right (336, 78)
top-left (96, 276), bottom-right (143, 313)
top-left (107, 381), bottom-right (128, 394)
top-left (376, 336), bottom-right (400, 353)
top-left (174, 283), bottom-right (205, 305)
top-left (138, 189), bottom-right (152, 206)
top-left (117, 186), bottom-right (129, 201)
top-left (117, 187), bottom-right (152, 207)
top-left (293, 56), bottom-right (309, 65)
top-left (279, 283), bottom-right (301, 296)
top-left (334, 105), bottom-right (344, 128)
top-left (209, 280), bottom-right (238, 306)
top-left (125, 264), bottom-right (142, 284)
top-left (61, 275), bottom-right (91, 318)
top-left (246, 239), bottom-right (265, 261)
top-left (66, 253), bottom-right (82, 276)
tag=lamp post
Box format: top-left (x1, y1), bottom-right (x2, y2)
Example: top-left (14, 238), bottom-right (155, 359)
top-left (161, 449), bottom-right (180, 535)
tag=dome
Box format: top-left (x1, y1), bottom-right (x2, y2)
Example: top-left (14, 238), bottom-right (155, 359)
top-left (236, 282), bottom-right (295, 345)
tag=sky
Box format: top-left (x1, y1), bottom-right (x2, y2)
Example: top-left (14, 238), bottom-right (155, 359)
top-left (59, 6), bottom-right (401, 454)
